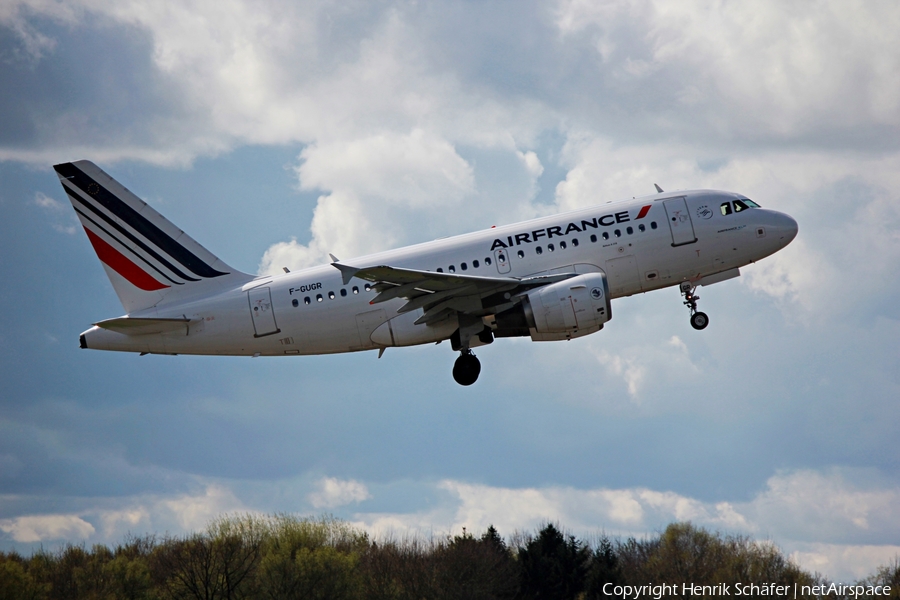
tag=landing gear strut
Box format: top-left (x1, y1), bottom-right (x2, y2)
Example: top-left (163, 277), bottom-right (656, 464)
top-left (452, 349), bottom-right (481, 386)
top-left (680, 282), bottom-right (709, 330)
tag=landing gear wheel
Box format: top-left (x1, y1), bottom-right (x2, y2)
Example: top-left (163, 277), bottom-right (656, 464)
top-left (452, 351), bottom-right (481, 386)
top-left (690, 311), bottom-right (709, 330)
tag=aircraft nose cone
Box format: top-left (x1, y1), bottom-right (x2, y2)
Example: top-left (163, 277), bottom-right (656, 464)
top-left (780, 213), bottom-right (799, 244)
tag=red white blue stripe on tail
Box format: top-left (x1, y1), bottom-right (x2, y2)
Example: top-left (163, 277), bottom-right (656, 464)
top-left (54, 161), bottom-right (249, 313)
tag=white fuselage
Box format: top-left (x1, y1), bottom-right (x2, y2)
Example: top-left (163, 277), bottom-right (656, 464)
top-left (81, 189), bottom-right (797, 356)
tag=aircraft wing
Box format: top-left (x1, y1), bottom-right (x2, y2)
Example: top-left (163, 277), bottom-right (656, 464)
top-left (332, 262), bottom-right (573, 325)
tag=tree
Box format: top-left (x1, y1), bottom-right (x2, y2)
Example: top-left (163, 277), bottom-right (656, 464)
top-left (152, 514), bottom-right (266, 600)
top-left (0, 554), bottom-right (49, 600)
top-left (517, 523), bottom-right (589, 599)
top-left (584, 536), bottom-right (623, 599)
top-left (256, 514), bottom-right (366, 600)
top-left (431, 526), bottom-right (518, 600)
top-left (862, 558), bottom-right (900, 599)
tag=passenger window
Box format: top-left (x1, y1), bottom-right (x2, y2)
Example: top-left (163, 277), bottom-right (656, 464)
top-left (602, 232), bottom-right (609, 240)
top-left (639, 224), bottom-right (645, 232)
top-left (449, 265), bottom-right (456, 273)
top-left (473, 259), bottom-right (479, 268)
top-left (437, 268), bottom-right (443, 272)
top-left (292, 298), bottom-right (299, 307)
top-left (304, 296), bottom-right (311, 305)
top-left (721, 202), bottom-right (732, 216)
top-left (559, 241), bottom-right (567, 249)
top-left (316, 294), bottom-right (323, 302)
top-left (485, 257), bottom-right (492, 265)
top-left (733, 199), bottom-right (749, 212)
top-left (352, 286), bottom-right (359, 294)
top-left (651, 221), bottom-right (658, 229)
top-left (614, 229), bottom-right (621, 237)
top-left (572, 238), bottom-right (579, 247)
top-left (364, 284), bottom-right (372, 292)
top-left (340, 289), bottom-right (347, 297)
top-left (590, 234), bottom-right (597, 243)
top-left (548, 243), bottom-right (555, 252)
top-left (461, 262), bottom-right (467, 271)
top-left (536, 246), bottom-right (543, 255)
top-left (517, 250), bottom-right (525, 258)
top-left (626, 226), bottom-right (633, 235)
top-left (328, 291), bottom-right (335, 299)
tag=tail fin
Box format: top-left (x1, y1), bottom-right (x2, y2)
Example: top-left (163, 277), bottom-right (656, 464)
top-left (54, 160), bottom-right (253, 313)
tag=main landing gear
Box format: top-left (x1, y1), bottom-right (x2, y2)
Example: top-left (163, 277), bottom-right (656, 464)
top-left (680, 282), bottom-right (709, 330)
top-left (452, 349), bottom-right (481, 386)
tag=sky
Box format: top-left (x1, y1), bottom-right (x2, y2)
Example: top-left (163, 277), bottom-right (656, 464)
top-left (1, 0), bottom-right (899, 582)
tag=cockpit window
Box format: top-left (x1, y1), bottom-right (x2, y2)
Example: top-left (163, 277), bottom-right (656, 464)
top-left (722, 199), bottom-right (760, 215)
top-left (734, 199), bottom-right (760, 212)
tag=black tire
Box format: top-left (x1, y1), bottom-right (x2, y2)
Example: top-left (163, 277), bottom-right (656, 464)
top-left (452, 354), bottom-right (481, 386)
top-left (690, 311), bottom-right (709, 330)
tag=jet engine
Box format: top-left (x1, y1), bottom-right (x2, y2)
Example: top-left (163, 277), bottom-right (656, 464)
top-left (492, 272), bottom-right (612, 342)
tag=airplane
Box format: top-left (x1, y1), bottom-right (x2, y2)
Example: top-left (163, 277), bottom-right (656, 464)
top-left (54, 160), bottom-right (798, 386)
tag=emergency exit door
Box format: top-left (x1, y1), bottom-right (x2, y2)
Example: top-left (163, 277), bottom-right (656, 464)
top-left (663, 197), bottom-right (697, 246)
top-left (248, 287), bottom-right (280, 337)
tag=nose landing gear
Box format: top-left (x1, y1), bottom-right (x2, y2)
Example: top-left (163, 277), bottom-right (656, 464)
top-left (680, 282), bottom-right (709, 330)
top-left (452, 349), bottom-right (481, 386)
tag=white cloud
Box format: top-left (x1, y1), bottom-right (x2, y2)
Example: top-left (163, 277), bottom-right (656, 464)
top-left (258, 130), bottom-right (476, 274)
top-left (593, 349), bottom-right (646, 400)
top-left (32, 191), bottom-right (65, 212)
top-left (308, 477), bottom-right (370, 509)
top-left (33, 191), bottom-right (79, 234)
top-left (556, 0), bottom-right (900, 138)
top-left (743, 470), bottom-right (900, 545)
top-left (589, 331), bottom-right (700, 404)
top-left (0, 514), bottom-right (94, 542)
top-left (160, 484), bottom-right (247, 531)
top-left (346, 468), bottom-right (900, 581)
top-left (789, 543), bottom-right (900, 582)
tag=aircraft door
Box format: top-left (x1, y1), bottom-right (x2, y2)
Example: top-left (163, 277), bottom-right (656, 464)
top-left (248, 287), bottom-right (280, 337)
top-left (494, 248), bottom-right (511, 274)
top-left (663, 197), bottom-right (697, 246)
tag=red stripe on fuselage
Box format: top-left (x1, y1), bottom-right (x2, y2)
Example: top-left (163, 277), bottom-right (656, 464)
top-left (635, 205), bottom-right (651, 219)
top-left (83, 227), bottom-right (169, 291)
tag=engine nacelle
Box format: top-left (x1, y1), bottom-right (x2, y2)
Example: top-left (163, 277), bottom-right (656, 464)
top-left (523, 273), bottom-right (611, 341)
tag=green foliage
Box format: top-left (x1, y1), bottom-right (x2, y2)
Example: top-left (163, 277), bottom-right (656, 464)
top-left (0, 554), bottom-right (49, 600)
top-left (618, 522), bottom-right (816, 595)
top-left (1, 517), bottom-right (893, 600)
top-left (256, 515), bottom-right (366, 600)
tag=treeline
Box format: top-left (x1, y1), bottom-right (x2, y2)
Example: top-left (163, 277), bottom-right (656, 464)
top-left (0, 516), bottom-right (898, 599)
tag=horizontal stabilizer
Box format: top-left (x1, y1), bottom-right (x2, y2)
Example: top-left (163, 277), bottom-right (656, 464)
top-left (94, 317), bottom-right (193, 336)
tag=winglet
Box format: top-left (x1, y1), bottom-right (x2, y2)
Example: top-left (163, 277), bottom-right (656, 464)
top-left (331, 261), bottom-right (360, 285)
top-left (654, 183), bottom-right (664, 193)
top-left (328, 253), bottom-right (340, 262)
